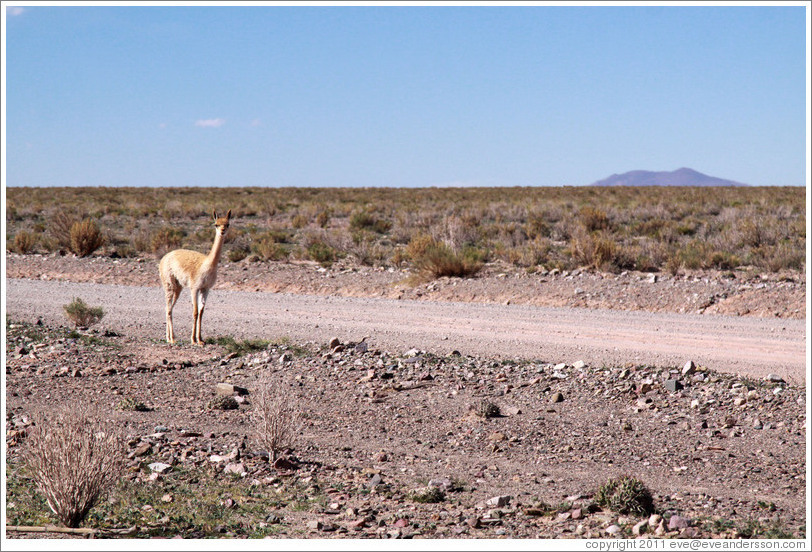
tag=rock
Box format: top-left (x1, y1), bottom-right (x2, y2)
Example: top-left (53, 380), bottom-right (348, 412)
top-left (570, 508), bottom-right (582, 520)
top-left (148, 462), bottom-right (172, 473)
top-left (648, 514), bottom-right (662, 527)
top-left (722, 416), bottom-right (737, 429)
top-left (572, 360), bottom-right (586, 370)
top-left (328, 337), bottom-right (341, 349)
top-left (355, 341), bottom-right (369, 353)
top-left (553, 363), bottom-right (567, 371)
top-left (279, 353), bottom-right (292, 364)
top-left (216, 383), bottom-right (249, 396)
top-left (605, 524), bottom-right (622, 536)
top-left (637, 382), bottom-right (653, 394)
top-left (307, 520), bottom-right (323, 531)
top-left (632, 519), bottom-right (648, 536)
top-left (682, 360), bottom-right (696, 377)
top-left (467, 516), bottom-right (481, 529)
top-left (647, 273), bottom-right (658, 283)
top-left (551, 392), bottom-right (564, 403)
top-left (668, 515), bottom-right (690, 531)
top-left (273, 457), bottom-right (299, 471)
top-left (664, 379), bottom-right (683, 392)
top-left (394, 518), bottom-right (409, 528)
top-left (753, 418), bottom-right (763, 430)
top-left (132, 442), bottom-right (152, 457)
top-left (224, 462), bottom-right (246, 476)
top-left (765, 373), bottom-right (785, 383)
top-left (486, 495), bottom-right (511, 508)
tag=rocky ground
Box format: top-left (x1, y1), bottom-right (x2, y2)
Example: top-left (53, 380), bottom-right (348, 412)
top-left (4, 253), bottom-right (808, 540)
top-left (4, 318), bottom-right (806, 540)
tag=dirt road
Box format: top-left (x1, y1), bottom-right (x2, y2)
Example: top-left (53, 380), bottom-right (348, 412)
top-left (6, 279), bottom-right (805, 383)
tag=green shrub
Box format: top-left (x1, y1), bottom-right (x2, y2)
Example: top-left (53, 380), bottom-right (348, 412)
top-left (350, 210), bottom-right (392, 234)
top-left (307, 241), bottom-right (337, 267)
top-left (63, 297), bottom-right (105, 328)
top-left (595, 475), bottom-right (654, 516)
top-left (409, 486), bottom-right (446, 504)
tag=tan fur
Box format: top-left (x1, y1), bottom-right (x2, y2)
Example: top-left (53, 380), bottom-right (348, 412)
top-left (159, 209), bottom-right (232, 345)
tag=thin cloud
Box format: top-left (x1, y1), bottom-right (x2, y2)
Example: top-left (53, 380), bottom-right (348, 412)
top-left (7, 7), bottom-right (25, 16)
top-left (195, 118), bottom-right (226, 128)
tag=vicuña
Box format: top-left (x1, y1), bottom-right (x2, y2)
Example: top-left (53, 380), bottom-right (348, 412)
top-left (159, 210), bottom-right (232, 345)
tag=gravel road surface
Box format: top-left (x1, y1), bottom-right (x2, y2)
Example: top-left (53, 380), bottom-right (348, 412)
top-left (6, 279), bottom-right (806, 384)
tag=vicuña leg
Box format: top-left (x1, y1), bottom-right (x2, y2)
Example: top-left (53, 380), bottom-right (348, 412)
top-left (163, 277), bottom-right (181, 344)
top-left (193, 289), bottom-right (208, 345)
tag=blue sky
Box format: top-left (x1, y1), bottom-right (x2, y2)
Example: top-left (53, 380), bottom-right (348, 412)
top-left (3, 2), bottom-right (808, 188)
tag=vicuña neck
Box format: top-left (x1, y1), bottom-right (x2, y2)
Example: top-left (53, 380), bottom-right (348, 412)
top-left (207, 231), bottom-right (225, 264)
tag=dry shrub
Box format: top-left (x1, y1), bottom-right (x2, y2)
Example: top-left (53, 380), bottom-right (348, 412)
top-left (70, 218), bottom-right (105, 257)
top-left (10, 231), bottom-right (38, 254)
top-left (252, 377), bottom-right (301, 462)
top-left (251, 234), bottom-right (289, 261)
top-left (411, 237), bottom-right (483, 280)
top-left (150, 226), bottom-right (184, 256)
top-left (570, 227), bottom-right (618, 270)
top-left (49, 210), bottom-right (78, 250)
top-left (579, 206), bottom-right (610, 232)
top-left (21, 404), bottom-right (125, 527)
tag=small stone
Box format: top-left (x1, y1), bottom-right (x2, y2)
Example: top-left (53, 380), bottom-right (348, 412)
top-left (551, 392), bottom-right (564, 403)
top-left (486, 495), bottom-right (511, 508)
top-left (690, 399), bottom-right (700, 409)
top-left (148, 462), bottom-right (172, 473)
top-left (216, 383), bottom-right (249, 396)
top-left (307, 520), bottom-right (323, 531)
top-left (682, 360), bottom-right (696, 377)
top-left (132, 442), bottom-right (152, 457)
top-left (467, 516), bottom-right (481, 529)
top-left (733, 397), bottom-right (747, 407)
top-left (632, 519), bottom-right (648, 536)
top-left (279, 353), bottom-right (292, 364)
top-left (722, 416), bottom-right (737, 428)
top-left (570, 508), bottom-right (582, 520)
top-left (572, 360), bottom-right (586, 370)
top-left (224, 462), bottom-right (246, 476)
top-left (647, 274), bottom-right (658, 283)
top-left (765, 373), bottom-right (785, 383)
top-left (664, 379), bottom-right (683, 392)
top-left (394, 518), bottom-right (409, 528)
top-left (606, 524), bottom-right (622, 536)
top-left (648, 514), bottom-right (662, 527)
top-left (161, 493), bottom-right (173, 503)
top-left (637, 382), bottom-right (653, 394)
top-left (329, 337), bottom-right (341, 349)
top-left (753, 418), bottom-right (763, 430)
top-left (668, 515), bottom-right (690, 531)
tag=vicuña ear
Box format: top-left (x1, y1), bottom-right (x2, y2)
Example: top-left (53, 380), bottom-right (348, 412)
top-left (226, 209), bottom-right (232, 220)
top-left (212, 210), bottom-right (218, 221)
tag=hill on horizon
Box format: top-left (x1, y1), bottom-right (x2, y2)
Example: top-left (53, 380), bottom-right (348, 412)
top-left (590, 168), bottom-right (750, 187)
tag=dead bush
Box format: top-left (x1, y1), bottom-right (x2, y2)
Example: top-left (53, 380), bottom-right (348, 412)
top-left (252, 377), bottom-right (302, 462)
top-left (10, 231), bottom-right (38, 254)
top-left (49, 210), bottom-right (78, 251)
top-left (20, 405), bottom-right (125, 527)
top-left (411, 238), bottom-right (483, 280)
top-left (69, 219), bottom-right (105, 257)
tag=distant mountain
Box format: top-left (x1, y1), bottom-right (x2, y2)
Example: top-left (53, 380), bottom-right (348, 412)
top-left (590, 168), bottom-right (749, 187)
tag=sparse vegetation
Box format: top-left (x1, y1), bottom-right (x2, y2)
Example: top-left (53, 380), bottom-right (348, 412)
top-left (5, 186), bottom-right (804, 276)
top-left (63, 297), bottom-right (105, 328)
top-left (252, 376), bottom-right (302, 461)
top-left (409, 486), bottom-right (446, 504)
top-left (69, 218), bottom-right (106, 257)
top-left (19, 405), bottom-right (126, 528)
top-left (595, 475), bottom-right (655, 516)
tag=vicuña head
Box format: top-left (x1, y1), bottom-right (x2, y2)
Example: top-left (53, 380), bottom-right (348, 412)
top-left (159, 209), bottom-right (232, 345)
